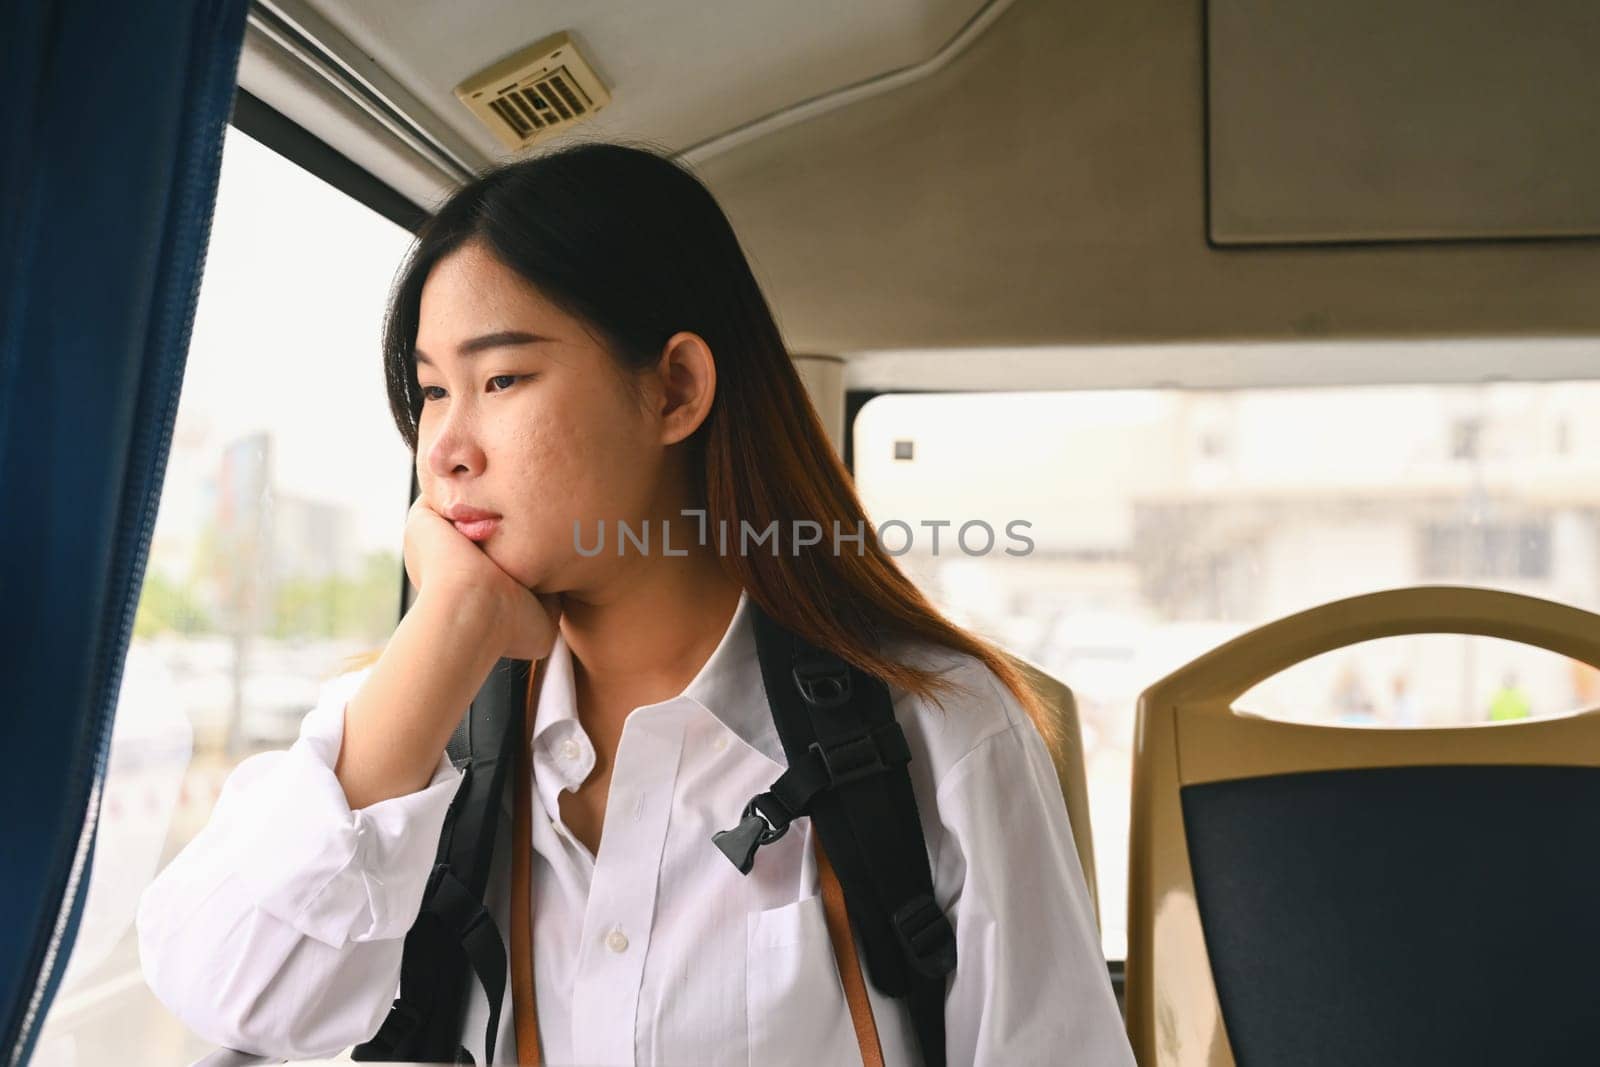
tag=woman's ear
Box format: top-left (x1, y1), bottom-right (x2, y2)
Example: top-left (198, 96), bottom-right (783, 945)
top-left (652, 331), bottom-right (717, 446)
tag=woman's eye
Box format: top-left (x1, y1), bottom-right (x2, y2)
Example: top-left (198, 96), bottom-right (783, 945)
top-left (418, 376), bottom-right (523, 403)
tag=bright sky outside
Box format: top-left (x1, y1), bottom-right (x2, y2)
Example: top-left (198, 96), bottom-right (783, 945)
top-left (164, 126), bottom-right (417, 557)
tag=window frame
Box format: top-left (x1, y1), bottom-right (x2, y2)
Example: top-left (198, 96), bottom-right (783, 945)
top-left (230, 88), bottom-right (429, 237)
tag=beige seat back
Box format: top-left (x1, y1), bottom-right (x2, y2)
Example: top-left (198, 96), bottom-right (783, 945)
top-left (1124, 585), bottom-right (1600, 1067)
top-left (1004, 654), bottom-right (1100, 927)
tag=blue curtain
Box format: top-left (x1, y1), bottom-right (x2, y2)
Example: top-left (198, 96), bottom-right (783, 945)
top-left (0, 0), bottom-right (249, 1061)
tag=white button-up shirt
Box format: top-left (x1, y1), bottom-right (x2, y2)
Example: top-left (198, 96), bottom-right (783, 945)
top-left (138, 590), bottom-right (1133, 1065)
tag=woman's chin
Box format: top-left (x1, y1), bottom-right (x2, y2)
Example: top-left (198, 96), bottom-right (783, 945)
top-left (500, 552), bottom-right (556, 595)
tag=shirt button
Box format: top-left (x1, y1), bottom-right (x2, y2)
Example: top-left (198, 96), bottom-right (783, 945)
top-left (712, 735), bottom-right (730, 753)
top-left (559, 738), bottom-right (581, 761)
top-left (605, 929), bottom-right (629, 954)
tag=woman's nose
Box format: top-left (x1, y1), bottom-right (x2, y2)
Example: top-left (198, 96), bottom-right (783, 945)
top-left (423, 408), bottom-right (487, 478)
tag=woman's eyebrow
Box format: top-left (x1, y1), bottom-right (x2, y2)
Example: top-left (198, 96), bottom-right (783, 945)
top-left (414, 330), bottom-right (555, 367)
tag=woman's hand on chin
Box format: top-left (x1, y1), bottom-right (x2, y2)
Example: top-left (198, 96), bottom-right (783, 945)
top-left (404, 495), bottom-right (562, 662)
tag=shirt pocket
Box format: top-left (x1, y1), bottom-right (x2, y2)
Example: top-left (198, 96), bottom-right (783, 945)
top-left (745, 893), bottom-right (862, 1067)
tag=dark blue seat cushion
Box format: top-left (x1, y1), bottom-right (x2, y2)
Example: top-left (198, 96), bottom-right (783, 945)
top-left (1182, 764), bottom-right (1600, 1066)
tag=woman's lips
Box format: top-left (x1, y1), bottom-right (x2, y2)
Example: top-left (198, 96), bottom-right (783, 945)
top-left (452, 517), bottom-right (500, 542)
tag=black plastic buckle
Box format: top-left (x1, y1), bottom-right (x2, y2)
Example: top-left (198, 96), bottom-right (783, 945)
top-left (811, 732), bottom-right (884, 787)
top-left (792, 656), bottom-right (852, 709)
top-left (892, 893), bottom-right (957, 979)
top-left (713, 794), bottom-right (792, 875)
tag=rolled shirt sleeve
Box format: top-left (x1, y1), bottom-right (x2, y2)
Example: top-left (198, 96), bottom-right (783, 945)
top-left (933, 677), bottom-right (1135, 1065)
top-left (226, 667), bottom-right (463, 946)
top-left (137, 667), bottom-right (464, 1057)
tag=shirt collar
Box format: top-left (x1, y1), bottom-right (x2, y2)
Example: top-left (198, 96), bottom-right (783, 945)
top-left (530, 587), bottom-right (784, 768)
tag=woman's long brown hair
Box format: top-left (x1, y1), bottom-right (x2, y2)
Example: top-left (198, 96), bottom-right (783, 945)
top-left (345, 140), bottom-right (1054, 751)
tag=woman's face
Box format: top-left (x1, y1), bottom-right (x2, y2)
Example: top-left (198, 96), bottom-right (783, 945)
top-left (412, 240), bottom-right (672, 595)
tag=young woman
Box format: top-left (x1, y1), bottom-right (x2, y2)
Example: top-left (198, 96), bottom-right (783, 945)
top-left (137, 142), bottom-right (1132, 1065)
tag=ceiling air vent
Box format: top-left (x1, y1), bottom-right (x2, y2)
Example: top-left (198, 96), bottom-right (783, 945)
top-left (454, 32), bottom-right (610, 152)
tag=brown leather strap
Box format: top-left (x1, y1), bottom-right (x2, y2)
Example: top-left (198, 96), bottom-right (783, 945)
top-left (511, 660), bottom-right (544, 1066)
top-left (815, 833), bottom-right (885, 1067)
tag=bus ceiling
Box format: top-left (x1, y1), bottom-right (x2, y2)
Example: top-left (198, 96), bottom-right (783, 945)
top-left (237, 0), bottom-right (1600, 387)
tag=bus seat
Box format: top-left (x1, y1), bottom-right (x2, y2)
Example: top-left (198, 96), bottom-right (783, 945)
top-left (1004, 654), bottom-right (1101, 927)
top-left (1123, 586), bottom-right (1600, 1066)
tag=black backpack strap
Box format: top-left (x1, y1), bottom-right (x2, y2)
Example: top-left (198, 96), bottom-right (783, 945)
top-left (714, 604), bottom-right (955, 1067)
top-left (353, 658), bottom-right (530, 1065)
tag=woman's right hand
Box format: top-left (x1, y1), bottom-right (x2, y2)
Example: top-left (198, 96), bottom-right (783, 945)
top-left (402, 496), bottom-right (562, 662)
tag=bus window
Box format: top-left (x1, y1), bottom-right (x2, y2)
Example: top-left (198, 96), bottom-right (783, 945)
top-left (1238, 634), bottom-right (1598, 726)
top-left (32, 125), bottom-right (415, 1067)
top-left (852, 379), bottom-right (1600, 961)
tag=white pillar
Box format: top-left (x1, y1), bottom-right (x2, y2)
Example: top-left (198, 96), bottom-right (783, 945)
top-left (791, 354), bottom-right (846, 457)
